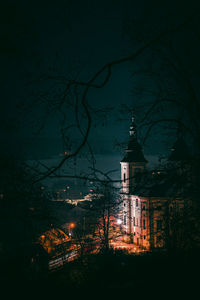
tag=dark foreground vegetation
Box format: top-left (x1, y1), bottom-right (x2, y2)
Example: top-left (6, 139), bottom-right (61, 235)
top-left (1, 249), bottom-right (199, 293)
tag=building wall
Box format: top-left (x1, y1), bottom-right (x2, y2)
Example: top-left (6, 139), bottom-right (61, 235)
top-left (120, 159), bottom-right (185, 250)
top-left (120, 162), bottom-right (146, 195)
top-left (129, 196), bottom-right (150, 249)
top-left (121, 194), bottom-right (185, 250)
top-left (121, 195), bottom-right (150, 249)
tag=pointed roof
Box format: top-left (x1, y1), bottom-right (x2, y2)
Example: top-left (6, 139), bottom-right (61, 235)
top-left (121, 113), bottom-right (147, 163)
top-left (168, 137), bottom-right (190, 162)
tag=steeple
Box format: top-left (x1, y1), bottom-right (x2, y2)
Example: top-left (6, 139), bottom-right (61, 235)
top-left (121, 113), bottom-right (147, 163)
top-left (129, 113), bottom-right (137, 139)
top-left (120, 113), bottom-right (147, 238)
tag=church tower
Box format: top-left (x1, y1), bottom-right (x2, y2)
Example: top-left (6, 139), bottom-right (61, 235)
top-left (120, 114), bottom-right (147, 195)
top-left (120, 114), bottom-right (147, 241)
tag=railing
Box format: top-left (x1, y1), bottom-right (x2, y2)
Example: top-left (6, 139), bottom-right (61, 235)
top-left (49, 250), bottom-right (79, 271)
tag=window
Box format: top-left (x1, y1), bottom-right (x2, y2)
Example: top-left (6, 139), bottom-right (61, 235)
top-left (142, 205), bottom-right (146, 211)
top-left (136, 218), bottom-right (138, 226)
top-left (144, 235), bottom-right (146, 240)
top-left (124, 202), bottom-right (126, 207)
top-left (123, 173), bottom-right (126, 183)
top-left (136, 199), bottom-right (138, 207)
top-left (143, 219), bottom-right (146, 229)
top-left (124, 215), bottom-right (126, 225)
top-left (133, 217), bottom-right (135, 226)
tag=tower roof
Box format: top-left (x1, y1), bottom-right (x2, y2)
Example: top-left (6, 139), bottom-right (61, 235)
top-left (121, 113), bottom-right (147, 163)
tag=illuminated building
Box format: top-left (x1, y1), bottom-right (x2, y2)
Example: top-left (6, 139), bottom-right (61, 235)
top-left (120, 115), bottom-right (189, 250)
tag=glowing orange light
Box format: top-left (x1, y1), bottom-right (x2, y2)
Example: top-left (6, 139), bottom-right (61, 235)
top-left (70, 222), bottom-right (75, 228)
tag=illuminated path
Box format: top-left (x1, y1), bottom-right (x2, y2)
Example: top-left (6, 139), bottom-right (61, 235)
top-left (49, 239), bottom-right (147, 271)
top-left (110, 240), bottom-right (147, 254)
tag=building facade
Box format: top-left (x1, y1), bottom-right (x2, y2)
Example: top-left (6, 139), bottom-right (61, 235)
top-left (120, 115), bottom-right (185, 250)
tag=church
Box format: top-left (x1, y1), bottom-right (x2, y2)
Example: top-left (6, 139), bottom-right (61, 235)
top-left (119, 115), bottom-right (191, 250)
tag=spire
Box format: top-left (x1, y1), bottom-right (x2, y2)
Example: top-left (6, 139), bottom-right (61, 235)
top-left (121, 112), bottom-right (147, 163)
top-left (129, 111), bottom-right (137, 139)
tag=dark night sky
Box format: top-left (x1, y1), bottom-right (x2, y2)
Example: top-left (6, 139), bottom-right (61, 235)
top-left (1, 0), bottom-right (200, 160)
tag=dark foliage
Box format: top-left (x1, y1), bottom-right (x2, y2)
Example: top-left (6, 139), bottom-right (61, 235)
top-left (2, 250), bottom-right (199, 294)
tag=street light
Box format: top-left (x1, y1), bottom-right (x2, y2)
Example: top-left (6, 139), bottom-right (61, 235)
top-left (70, 222), bottom-right (75, 229)
top-left (69, 222), bottom-right (75, 237)
top-left (117, 219), bottom-right (122, 225)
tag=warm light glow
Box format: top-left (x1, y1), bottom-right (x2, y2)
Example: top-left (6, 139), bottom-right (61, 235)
top-left (117, 219), bottom-right (122, 225)
top-left (70, 222), bottom-right (75, 228)
top-left (38, 228), bottom-right (71, 255)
